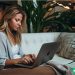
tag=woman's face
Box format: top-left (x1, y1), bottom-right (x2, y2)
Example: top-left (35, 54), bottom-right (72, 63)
top-left (8, 13), bottom-right (23, 31)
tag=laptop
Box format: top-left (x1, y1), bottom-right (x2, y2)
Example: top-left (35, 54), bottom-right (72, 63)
top-left (15, 42), bottom-right (59, 68)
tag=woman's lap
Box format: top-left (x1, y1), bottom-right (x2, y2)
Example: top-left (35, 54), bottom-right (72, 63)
top-left (0, 66), bottom-right (56, 75)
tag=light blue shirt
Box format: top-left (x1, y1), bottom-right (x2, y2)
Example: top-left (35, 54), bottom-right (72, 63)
top-left (0, 32), bottom-right (25, 69)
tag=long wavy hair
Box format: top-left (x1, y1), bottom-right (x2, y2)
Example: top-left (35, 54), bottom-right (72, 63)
top-left (0, 5), bottom-right (26, 45)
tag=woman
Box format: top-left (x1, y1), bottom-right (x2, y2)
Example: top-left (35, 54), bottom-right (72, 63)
top-left (0, 5), bottom-right (56, 75)
top-left (0, 5), bottom-right (36, 68)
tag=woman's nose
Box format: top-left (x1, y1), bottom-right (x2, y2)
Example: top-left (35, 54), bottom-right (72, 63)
top-left (18, 22), bottom-right (21, 26)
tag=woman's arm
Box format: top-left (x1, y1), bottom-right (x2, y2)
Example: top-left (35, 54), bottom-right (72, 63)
top-left (5, 54), bottom-right (36, 65)
top-left (5, 58), bottom-right (22, 65)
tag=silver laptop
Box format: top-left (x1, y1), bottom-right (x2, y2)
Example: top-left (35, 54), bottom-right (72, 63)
top-left (15, 42), bottom-right (59, 68)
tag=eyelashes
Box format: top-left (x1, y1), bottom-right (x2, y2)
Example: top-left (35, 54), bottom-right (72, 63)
top-left (15, 19), bottom-right (20, 22)
top-left (15, 18), bottom-right (22, 22)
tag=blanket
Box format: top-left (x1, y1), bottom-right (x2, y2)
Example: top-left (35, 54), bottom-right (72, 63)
top-left (44, 61), bottom-right (72, 75)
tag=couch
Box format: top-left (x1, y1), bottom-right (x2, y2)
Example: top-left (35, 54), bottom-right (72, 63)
top-left (21, 32), bottom-right (75, 68)
top-left (0, 32), bottom-right (74, 75)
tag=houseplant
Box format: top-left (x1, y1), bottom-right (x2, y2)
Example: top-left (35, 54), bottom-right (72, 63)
top-left (21, 0), bottom-right (75, 32)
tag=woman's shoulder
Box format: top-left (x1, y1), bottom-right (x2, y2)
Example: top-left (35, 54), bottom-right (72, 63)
top-left (0, 31), bottom-right (7, 39)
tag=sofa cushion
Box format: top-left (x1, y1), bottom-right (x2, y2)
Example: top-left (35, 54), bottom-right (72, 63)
top-left (21, 33), bottom-right (60, 56)
top-left (57, 33), bottom-right (75, 60)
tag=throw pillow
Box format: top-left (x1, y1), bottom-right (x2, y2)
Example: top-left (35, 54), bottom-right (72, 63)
top-left (56, 33), bottom-right (75, 60)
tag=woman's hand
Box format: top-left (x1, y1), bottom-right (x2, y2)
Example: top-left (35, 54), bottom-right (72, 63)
top-left (5, 54), bottom-right (36, 65)
top-left (21, 54), bottom-right (36, 64)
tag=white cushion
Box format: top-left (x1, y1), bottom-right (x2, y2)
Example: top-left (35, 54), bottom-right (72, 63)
top-left (21, 32), bottom-right (60, 56)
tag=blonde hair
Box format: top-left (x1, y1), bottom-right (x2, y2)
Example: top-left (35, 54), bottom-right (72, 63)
top-left (0, 5), bottom-right (26, 45)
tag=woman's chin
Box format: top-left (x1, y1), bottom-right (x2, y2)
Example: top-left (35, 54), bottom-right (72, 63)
top-left (14, 28), bottom-right (18, 31)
